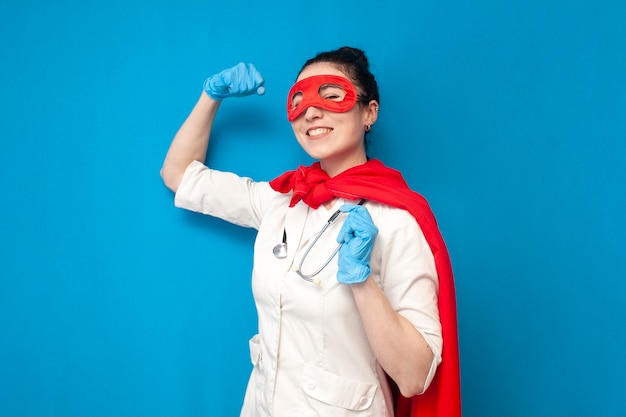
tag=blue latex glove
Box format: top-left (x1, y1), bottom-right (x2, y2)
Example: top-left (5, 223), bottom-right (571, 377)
top-left (336, 204), bottom-right (379, 284)
top-left (203, 62), bottom-right (265, 100)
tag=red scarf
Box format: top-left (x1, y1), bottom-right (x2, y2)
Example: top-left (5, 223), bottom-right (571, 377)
top-left (270, 159), bottom-right (462, 417)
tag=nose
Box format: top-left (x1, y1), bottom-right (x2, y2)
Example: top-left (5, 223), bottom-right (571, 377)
top-left (303, 105), bottom-right (323, 121)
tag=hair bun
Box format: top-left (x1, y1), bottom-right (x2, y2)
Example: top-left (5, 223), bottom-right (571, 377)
top-left (338, 46), bottom-right (370, 69)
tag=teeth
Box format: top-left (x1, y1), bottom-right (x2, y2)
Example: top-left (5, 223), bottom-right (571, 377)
top-left (308, 128), bottom-right (332, 137)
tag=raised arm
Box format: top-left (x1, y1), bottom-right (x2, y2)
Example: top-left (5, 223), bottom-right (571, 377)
top-left (161, 63), bottom-right (265, 192)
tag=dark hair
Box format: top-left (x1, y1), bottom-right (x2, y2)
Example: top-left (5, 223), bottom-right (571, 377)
top-left (298, 46), bottom-right (380, 106)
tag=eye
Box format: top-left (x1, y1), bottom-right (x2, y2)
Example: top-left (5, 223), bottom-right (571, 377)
top-left (319, 84), bottom-right (346, 102)
top-left (291, 92), bottom-right (303, 108)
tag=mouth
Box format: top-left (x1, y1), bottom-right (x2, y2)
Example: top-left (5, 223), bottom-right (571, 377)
top-left (307, 127), bottom-right (333, 137)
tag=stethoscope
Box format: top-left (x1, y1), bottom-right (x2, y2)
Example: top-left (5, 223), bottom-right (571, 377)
top-left (272, 199), bottom-right (366, 285)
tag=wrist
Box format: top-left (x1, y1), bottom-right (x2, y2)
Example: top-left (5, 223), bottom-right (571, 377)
top-left (202, 90), bottom-right (222, 102)
top-left (197, 91), bottom-right (223, 112)
top-left (337, 262), bottom-right (371, 285)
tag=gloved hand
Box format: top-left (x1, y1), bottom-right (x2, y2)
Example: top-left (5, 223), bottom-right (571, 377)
top-left (336, 204), bottom-right (378, 284)
top-left (203, 62), bottom-right (265, 100)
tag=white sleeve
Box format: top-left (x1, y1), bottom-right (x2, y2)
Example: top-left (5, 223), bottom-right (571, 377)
top-left (173, 160), bottom-right (276, 230)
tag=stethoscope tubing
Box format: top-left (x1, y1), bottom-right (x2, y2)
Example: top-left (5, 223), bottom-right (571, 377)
top-left (274, 199), bottom-right (366, 284)
top-left (295, 220), bottom-right (342, 282)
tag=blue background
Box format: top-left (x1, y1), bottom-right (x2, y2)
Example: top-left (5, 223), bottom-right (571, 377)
top-left (1, 0), bottom-right (625, 416)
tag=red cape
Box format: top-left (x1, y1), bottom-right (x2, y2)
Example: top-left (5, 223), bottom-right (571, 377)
top-left (270, 159), bottom-right (462, 417)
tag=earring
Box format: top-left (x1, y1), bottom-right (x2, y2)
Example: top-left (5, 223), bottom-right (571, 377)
top-left (365, 124), bottom-right (371, 132)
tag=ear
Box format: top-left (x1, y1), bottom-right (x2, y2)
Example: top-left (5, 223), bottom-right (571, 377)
top-left (364, 100), bottom-right (379, 126)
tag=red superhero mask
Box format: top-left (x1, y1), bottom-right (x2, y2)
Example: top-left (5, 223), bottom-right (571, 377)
top-left (286, 75), bottom-right (359, 121)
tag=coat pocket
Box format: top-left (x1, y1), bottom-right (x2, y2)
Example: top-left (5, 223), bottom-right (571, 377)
top-left (248, 334), bottom-right (262, 366)
top-left (300, 364), bottom-right (377, 413)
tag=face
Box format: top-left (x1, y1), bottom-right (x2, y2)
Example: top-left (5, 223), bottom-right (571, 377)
top-left (289, 62), bottom-right (378, 177)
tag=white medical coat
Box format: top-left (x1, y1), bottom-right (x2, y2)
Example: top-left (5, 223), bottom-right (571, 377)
top-left (175, 161), bottom-right (442, 417)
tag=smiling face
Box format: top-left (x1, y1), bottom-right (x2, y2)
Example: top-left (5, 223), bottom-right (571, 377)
top-left (289, 62), bottom-right (378, 177)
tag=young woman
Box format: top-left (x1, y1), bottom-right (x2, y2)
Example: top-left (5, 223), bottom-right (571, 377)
top-left (161, 47), bottom-right (461, 417)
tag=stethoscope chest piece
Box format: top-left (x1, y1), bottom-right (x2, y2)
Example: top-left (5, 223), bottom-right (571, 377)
top-left (273, 230), bottom-right (288, 259)
top-left (272, 242), bottom-right (288, 259)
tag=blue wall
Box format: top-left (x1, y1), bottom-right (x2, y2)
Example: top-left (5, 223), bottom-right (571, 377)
top-left (1, 0), bottom-right (625, 416)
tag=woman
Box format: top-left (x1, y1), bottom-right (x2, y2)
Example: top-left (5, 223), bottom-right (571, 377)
top-left (161, 47), bottom-right (461, 417)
